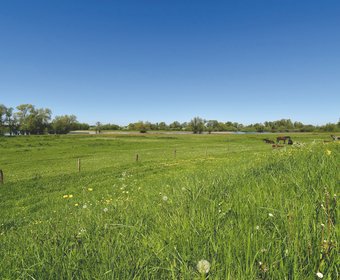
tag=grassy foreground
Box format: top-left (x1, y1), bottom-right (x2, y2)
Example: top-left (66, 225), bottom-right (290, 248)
top-left (0, 133), bottom-right (339, 279)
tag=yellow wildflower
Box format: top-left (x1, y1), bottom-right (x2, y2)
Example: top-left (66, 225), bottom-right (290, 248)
top-left (75, 203), bottom-right (79, 207)
top-left (326, 150), bottom-right (331, 155)
top-left (69, 194), bottom-right (73, 198)
top-left (63, 195), bottom-right (69, 198)
top-left (88, 188), bottom-right (93, 192)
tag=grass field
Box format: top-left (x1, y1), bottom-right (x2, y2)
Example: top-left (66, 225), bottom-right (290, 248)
top-left (0, 133), bottom-right (338, 279)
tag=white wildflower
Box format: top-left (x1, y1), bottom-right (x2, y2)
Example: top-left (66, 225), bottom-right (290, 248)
top-left (103, 208), bottom-right (108, 213)
top-left (83, 204), bottom-right (88, 209)
top-left (268, 213), bottom-right (274, 217)
top-left (316, 272), bottom-right (323, 278)
top-left (196, 259), bottom-right (211, 274)
top-left (162, 195), bottom-right (168, 202)
top-left (256, 226), bottom-right (260, 230)
top-left (77, 228), bottom-right (86, 238)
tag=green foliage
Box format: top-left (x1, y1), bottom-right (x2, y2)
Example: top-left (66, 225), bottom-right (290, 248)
top-left (0, 133), bottom-right (338, 279)
top-left (52, 115), bottom-right (78, 134)
top-left (190, 116), bottom-right (205, 134)
top-left (1, 103), bottom-right (339, 134)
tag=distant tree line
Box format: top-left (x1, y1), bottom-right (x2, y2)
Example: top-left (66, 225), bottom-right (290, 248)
top-left (124, 117), bottom-right (340, 133)
top-left (0, 103), bottom-right (339, 135)
top-left (0, 104), bottom-right (89, 135)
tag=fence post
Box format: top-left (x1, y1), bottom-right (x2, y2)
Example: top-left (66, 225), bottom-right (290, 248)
top-left (78, 158), bottom-right (81, 172)
top-left (136, 154), bottom-right (139, 162)
top-left (0, 169), bottom-right (3, 184)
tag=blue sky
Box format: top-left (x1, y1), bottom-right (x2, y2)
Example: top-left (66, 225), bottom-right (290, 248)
top-left (1, 0), bottom-right (339, 125)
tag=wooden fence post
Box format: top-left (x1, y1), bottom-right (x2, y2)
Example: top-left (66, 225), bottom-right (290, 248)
top-left (0, 169), bottom-right (3, 184)
top-left (136, 154), bottom-right (139, 162)
top-left (78, 158), bottom-right (81, 172)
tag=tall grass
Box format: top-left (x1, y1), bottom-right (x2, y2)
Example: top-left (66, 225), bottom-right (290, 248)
top-left (0, 135), bottom-right (338, 279)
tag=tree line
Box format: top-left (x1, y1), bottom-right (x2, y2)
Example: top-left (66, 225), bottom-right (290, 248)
top-left (0, 104), bottom-right (88, 135)
top-left (0, 103), bottom-right (339, 135)
top-left (126, 118), bottom-right (340, 134)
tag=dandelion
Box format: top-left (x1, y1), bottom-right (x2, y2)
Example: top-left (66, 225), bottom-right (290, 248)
top-left (103, 208), bottom-right (108, 212)
top-left (74, 203), bottom-right (79, 207)
top-left (88, 188), bottom-right (93, 192)
top-left (63, 195), bottom-right (69, 199)
top-left (69, 194), bottom-right (73, 198)
top-left (162, 195), bottom-right (168, 202)
top-left (326, 150), bottom-right (331, 156)
top-left (316, 272), bottom-right (323, 278)
top-left (196, 259), bottom-right (211, 274)
top-left (268, 213), bottom-right (274, 217)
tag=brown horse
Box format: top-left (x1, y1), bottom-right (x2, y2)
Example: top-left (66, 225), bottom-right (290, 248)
top-left (272, 144), bottom-right (284, 148)
top-left (276, 136), bottom-right (291, 144)
top-left (263, 138), bottom-right (275, 144)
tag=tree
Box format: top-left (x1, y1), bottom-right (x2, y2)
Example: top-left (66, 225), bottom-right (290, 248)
top-left (5, 107), bottom-right (18, 135)
top-left (51, 115), bottom-right (78, 134)
top-left (190, 117), bottom-right (205, 134)
top-left (253, 123), bottom-right (265, 132)
top-left (158, 122), bottom-right (168, 130)
top-left (169, 121), bottom-right (182, 131)
top-left (95, 122), bottom-right (102, 134)
top-left (0, 104), bottom-right (7, 135)
top-left (205, 120), bottom-right (219, 133)
top-left (135, 121), bottom-right (148, 133)
top-left (15, 104), bottom-right (34, 134)
top-left (33, 108), bottom-right (52, 134)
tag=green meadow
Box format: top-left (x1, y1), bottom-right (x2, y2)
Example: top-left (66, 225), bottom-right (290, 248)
top-left (0, 133), bottom-right (338, 279)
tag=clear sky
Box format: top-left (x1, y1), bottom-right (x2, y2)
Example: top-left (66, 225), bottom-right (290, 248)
top-left (1, 0), bottom-right (339, 125)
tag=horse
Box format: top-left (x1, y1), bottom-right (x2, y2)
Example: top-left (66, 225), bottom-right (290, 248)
top-left (276, 136), bottom-right (291, 144)
top-left (263, 138), bottom-right (275, 144)
top-left (331, 135), bottom-right (340, 141)
top-left (272, 144), bottom-right (284, 148)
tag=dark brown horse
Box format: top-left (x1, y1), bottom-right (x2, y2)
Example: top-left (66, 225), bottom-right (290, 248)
top-left (276, 136), bottom-right (291, 144)
top-left (263, 138), bottom-right (275, 144)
